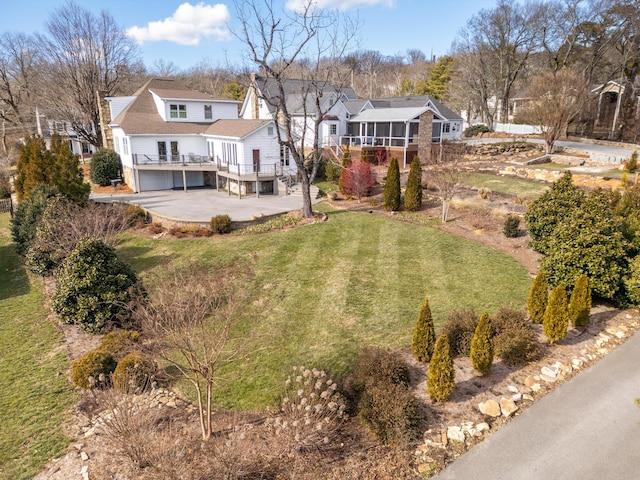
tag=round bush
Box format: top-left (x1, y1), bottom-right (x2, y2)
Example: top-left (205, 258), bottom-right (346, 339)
top-left (113, 352), bottom-right (156, 394)
top-left (492, 308), bottom-right (540, 366)
top-left (210, 214), bottom-right (232, 234)
top-left (503, 214), bottom-right (521, 238)
top-left (442, 309), bottom-right (478, 357)
top-left (52, 237), bottom-right (140, 333)
top-left (464, 124), bottom-right (491, 137)
top-left (71, 350), bottom-right (117, 389)
top-left (90, 149), bottom-right (122, 186)
top-left (99, 329), bottom-right (141, 361)
top-left (123, 205), bottom-right (147, 226)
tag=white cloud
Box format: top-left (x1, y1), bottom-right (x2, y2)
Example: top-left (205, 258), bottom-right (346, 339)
top-left (126, 2), bottom-right (231, 46)
top-left (285, 0), bottom-right (394, 12)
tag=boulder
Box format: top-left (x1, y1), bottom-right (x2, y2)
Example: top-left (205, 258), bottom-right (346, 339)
top-left (500, 398), bottom-right (518, 417)
top-left (447, 426), bottom-right (465, 442)
top-left (478, 399), bottom-right (501, 417)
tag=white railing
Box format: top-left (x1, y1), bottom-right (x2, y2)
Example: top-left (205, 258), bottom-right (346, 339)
top-left (338, 136), bottom-right (414, 148)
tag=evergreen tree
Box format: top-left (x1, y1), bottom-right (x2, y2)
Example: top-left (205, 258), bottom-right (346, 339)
top-left (470, 311), bottom-right (493, 374)
top-left (568, 274), bottom-right (591, 327)
top-left (50, 133), bottom-right (90, 205)
top-left (415, 56), bottom-right (456, 100)
top-left (411, 297), bottom-right (436, 362)
top-left (543, 285), bottom-right (569, 344)
top-left (15, 136), bottom-right (54, 201)
top-left (338, 144), bottom-right (352, 195)
top-left (404, 156), bottom-right (423, 211)
top-left (527, 271), bottom-right (549, 324)
top-left (384, 157), bottom-right (401, 211)
top-left (427, 334), bottom-right (455, 402)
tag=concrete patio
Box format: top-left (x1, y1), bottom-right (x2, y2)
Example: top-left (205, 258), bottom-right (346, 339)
top-left (91, 186), bottom-right (321, 223)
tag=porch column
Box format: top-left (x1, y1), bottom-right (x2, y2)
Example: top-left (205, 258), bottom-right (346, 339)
top-left (134, 168), bottom-right (141, 193)
top-left (215, 171), bottom-right (219, 191)
top-left (182, 170), bottom-right (187, 192)
top-left (256, 171), bottom-right (260, 198)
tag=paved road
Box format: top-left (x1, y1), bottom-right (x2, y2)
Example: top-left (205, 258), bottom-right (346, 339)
top-left (433, 330), bottom-right (640, 480)
top-left (464, 137), bottom-right (634, 163)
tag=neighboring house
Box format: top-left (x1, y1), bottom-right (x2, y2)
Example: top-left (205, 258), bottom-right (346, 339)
top-left (592, 80), bottom-right (640, 140)
top-left (241, 75), bottom-right (463, 167)
top-left (102, 78), bottom-right (294, 195)
top-left (35, 108), bottom-right (96, 158)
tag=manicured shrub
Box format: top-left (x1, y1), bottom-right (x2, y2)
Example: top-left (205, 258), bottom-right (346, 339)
top-left (442, 309), bottom-right (478, 357)
top-left (324, 157), bottom-right (340, 182)
top-left (347, 348), bottom-right (419, 446)
top-left (123, 205), bottom-right (147, 226)
top-left (427, 334), bottom-right (455, 403)
top-left (411, 297), bottom-right (436, 362)
top-left (338, 145), bottom-right (352, 195)
top-left (210, 214), bottom-right (232, 234)
top-left (403, 157), bottom-right (422, 211)
top-left (113, 352), bottom-right (157, 394)
top-left (543, 285), bottom-right (569, 344)
top-left (527, 271), bottom-right (549, 324)
top-left (464, 124), bottom-right (491, 137)
top-left (342, 161), bottom-right (375, 201)
top-left (11, 184), bottom-right (59, 256)
top-left (568, 274), bottom-right (591, 327)
top-left (52, 237), bottom-right (140, 333)
top-left (384, 157), bottom-right (401, 211)
top-left (90, 148), bottom-right (122, 186)
top-left (503, 214), bottom-right (520, 238)
top-left (491, 307), bottom-right (540, 366)
top-left (71, 350), bottom-right (117, 389)
top-left (470, 311), bottom-right (493, 374)
top-left (625, 151), bottom-right (638, 173)
top-left (99, 329), bottom-right (141, 361)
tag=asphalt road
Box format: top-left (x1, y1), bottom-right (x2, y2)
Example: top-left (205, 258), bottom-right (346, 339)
top-left (433, 329), bottom-right (640, 480)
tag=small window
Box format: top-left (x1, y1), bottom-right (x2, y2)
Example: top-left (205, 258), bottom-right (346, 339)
top-left (267, 126), bottom-right (274, 136)
top-left (204, 105), bottom-right (212, 120)
top-left (170, 104), bottom-right (187, 119)
top-left (443, 122), bottom-right (451, 133)
top-left (330, 124), bottom-right (337, 135)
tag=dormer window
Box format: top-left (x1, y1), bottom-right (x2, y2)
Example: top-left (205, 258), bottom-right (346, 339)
top-left (170, 104), bottom-right (187, 119)
top-left (204, 105), bottom-right (212, 119)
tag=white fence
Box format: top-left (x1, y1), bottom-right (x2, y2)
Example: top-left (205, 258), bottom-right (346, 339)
top-left (492, 122), bottom-right (542, 135)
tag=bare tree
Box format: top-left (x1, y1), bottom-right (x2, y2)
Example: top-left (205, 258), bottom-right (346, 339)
top-left (429, 144), bottom-right (469, 223)
top-left (234, 0), bottom-right (357, 218)
top-left (36, 1), bottom-right (142, 148)
top-left (134, 260), bottom-right (256, 441)
top-left (523, 68), bottom-right (588, 153)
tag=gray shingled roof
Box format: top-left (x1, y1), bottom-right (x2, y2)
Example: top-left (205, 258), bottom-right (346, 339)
top-left (350, 107), bottom-right (429, 123)
top-left (204, 119), bottom-right (270, 138)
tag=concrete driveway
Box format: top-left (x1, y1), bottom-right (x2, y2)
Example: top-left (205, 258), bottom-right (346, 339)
top-left (433, 329), bottom-right (640, 480)
top-left (92, 188), bottom-right (320, 222)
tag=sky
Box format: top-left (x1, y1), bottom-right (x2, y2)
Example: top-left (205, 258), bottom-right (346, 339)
top-left (0, 0), bottom-right (499, 71)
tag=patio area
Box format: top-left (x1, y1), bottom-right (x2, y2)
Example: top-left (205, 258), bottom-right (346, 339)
top-left (91, 187), bottom-right (320, 223)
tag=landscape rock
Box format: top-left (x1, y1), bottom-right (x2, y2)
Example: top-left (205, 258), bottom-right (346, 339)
top-left (478, 399), bottom-right (502, 417)
top-left (531, 383), bottom-right (542, 392)
top-left (507, 385), bottom-right (519, 394)
top-left (524, 376), bottom-right (537, 388)
top-left (447, 426), bottom-right (465, 442)
top-left (512, 393), bottom-right (523, 402)
top-left (80, 451), bottom-right (89, 461)
top-left (523, 394), bottom-right (534, 402)
top-left (476, 422), bottom-right (490, 433)
top-left (540, 366), bottom-right (557, 378)
top-left (540, 373), bottom-right (556, 383)
top-left (500, 398), bottom-right (518, 417)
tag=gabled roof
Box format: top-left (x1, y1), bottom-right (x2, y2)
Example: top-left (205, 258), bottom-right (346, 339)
top-left (350, 107), bottom-right (430, 123)
top-left (343, 99), bottom-right (371, 115)
top-left (365, 94), bottom-right (462, 121)
top-left (110, 78), bottom-right (237, 135)
top-left (204, 119), bottom-right (271, 139)
top-left (254, 75), bottom-right (356, 116)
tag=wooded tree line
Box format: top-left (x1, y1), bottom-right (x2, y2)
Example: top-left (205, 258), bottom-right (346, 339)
top-left (1, 0), bottom-right (638, 162)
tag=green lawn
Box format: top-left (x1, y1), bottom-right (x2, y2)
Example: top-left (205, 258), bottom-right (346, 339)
top-left (460, 172), bottom-right (549, 200)
top-left (117, 205), bottom-right (531, 409)
top-left (0, 214), bottom-right (75, 480)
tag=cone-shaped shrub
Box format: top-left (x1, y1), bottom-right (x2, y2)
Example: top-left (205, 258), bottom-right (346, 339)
top-left (543, 285), bottom-right (569, 343)
top-left (527, 271), bottom-right (549, 324)
top-left (569, 274), bottom-right (591, 327)
top-left (384, 157), bottom-right (401, 211)
top-left (427, 334), bottom-right (455, 403)
top-left (404, 157), bottom-right (423, 211)
top-left (338, 145), bottom-right (352, 195)
top-left (411, 297), bottom-right (436, 362)
top-left (470, 311), bottom-right (493, 374)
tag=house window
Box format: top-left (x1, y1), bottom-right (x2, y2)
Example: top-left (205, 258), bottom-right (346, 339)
top-left (170, 104), bottom-right (187, 119)
top-left (158, 141), bottom-right (167, 160)
top-left (330, 124), bottom-right (337, 135)
top-left (267, 126), bottom-right (274, 136)
top-left (114, 136), bottom-right (120, 154)
top-left (122, 137), bottom-right (129, 155)
top-left (204, 105), bottom-right (212, 120)
top-left (443, 122), bottom-right (451, 133)
top-left (280, 146), bottom-right (290, 166)
top-left (221, 141), bottom-right (237, 165)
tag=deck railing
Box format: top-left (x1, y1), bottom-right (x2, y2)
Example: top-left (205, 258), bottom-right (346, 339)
top-left (132, 154), bottom-right (292, 177)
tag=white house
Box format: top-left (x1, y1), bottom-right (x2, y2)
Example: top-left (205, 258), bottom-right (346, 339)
top-left (103, 78), bottom-right (295, 196)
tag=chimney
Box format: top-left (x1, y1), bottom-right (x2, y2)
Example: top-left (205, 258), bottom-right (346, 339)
top-left (96, 90), bottom-right (114, 150)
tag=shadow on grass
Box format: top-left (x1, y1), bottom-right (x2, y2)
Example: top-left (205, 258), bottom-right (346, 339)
top-left (117, 245), bottom-right (177, 274)
top-left (0, 244), bottom-right (30, 301)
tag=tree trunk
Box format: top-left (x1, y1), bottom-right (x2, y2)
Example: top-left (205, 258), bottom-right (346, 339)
top-left (300, 173), bottom-right (313, 218)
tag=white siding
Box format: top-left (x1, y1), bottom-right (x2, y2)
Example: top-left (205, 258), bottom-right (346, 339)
top-left (107, 96), bottom-right (136, 120)
top-left (111, 127), bottom-right (133, 168)
top-left (129, 135), bottom-right (208, 160)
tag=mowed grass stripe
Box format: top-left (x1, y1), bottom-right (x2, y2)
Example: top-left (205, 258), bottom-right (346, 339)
top-left (116, 208), bottom-right (531, 409)
top-left (0, 214), bottom-right (75, 480)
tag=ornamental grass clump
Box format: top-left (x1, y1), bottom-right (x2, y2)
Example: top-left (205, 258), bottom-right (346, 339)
top-left (269, 366), bottom-right (346, 454)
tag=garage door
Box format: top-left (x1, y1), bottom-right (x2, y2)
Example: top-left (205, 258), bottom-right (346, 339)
top-left (139, 171), bottom-right (172, 191)
top-left (172, 171), bottom-right (205, 188)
